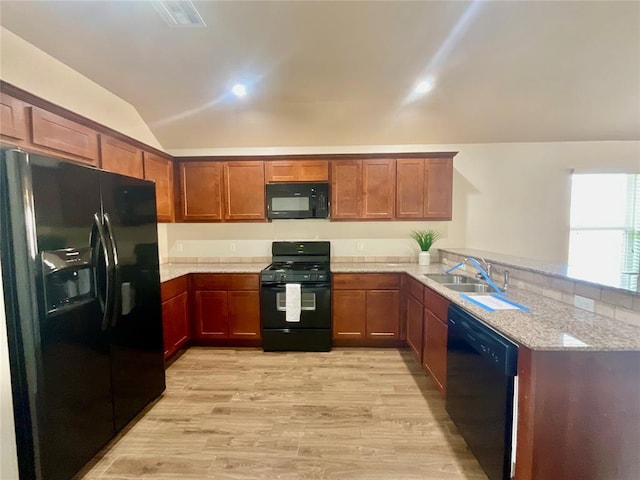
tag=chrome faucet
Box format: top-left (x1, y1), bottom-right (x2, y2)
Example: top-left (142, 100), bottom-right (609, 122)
top-left (476, 259), bottom-right (492, 280)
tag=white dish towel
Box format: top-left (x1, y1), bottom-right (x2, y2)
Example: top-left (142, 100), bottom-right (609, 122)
top-left (285, 283), bottom-right (302, 323)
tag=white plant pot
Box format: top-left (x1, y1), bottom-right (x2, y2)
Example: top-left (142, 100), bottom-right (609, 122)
top-left (418, 251), bottom-right (431, 266)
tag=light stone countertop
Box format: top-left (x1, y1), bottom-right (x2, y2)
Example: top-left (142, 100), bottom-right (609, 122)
top-left (160, 262), bottom-right (267, 282)
top-left (160, 261), bottom-right (640, 352)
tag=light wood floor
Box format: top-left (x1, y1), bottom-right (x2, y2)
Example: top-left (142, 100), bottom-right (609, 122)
top-left (78, 348), bottom-right (487, 479)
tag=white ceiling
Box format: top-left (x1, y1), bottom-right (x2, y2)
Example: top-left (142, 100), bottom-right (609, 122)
top-left (1, 0), bottom-right (639, 150)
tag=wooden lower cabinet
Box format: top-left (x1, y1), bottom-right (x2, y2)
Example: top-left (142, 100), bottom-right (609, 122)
top-left (422, 309), bottom-right (447, 394)
top-left (228, 291), bottom-right (261, 340)
top-left (422, 286), bottom-right (450, 395)
top-left (161, 276), bottom-right (189, 360)
top-left (366, 290), bottom-right (400, 338)
top-left (406, 294), bottom-right (423, 361)
top-left (332, 274), bottom-right (400, 346)
top-left (191, 274), bottom-right (261, 345)
top-left (195, 290), bottom-right (228, 338)
top-left (332, 290), bottom-right (366, 339)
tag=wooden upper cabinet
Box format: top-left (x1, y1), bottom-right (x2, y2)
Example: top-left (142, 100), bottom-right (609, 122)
top-left (265, 161), bottom-right (297, 182)
top-left (0, 93), bottom-right (28, 143)
top-left (362, 159), bottom-right (395, 219)
top-left (298, 160), bottom-right (329, 181)
top-left (396, 159), bottom-right (425, 218)
top-left (30, 107), bottom-right (99, 166)
top-left (424, 158), bottom-right (453, 220)
top-left (331, 160), bottom-right (362, 219)
top-left (100, 134), bottom-right (144, 178)
top-left (396, 157), bottom-right (453, 220)
top-left (332, 159), bottom-right (395, 219)
top-left (223, 161), bottom-right (265, 220)
top-left (180, 161), bottom-right (223, 221)
top-left (265, 160), bottom-right (329, 182)
top-left (144, 152), bottom-right (174, 222)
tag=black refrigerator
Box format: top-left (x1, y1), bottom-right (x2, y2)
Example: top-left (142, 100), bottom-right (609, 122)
top-left (0, 148), bottom-right (166, 480)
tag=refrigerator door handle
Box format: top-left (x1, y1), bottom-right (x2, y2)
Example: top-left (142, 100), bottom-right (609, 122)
top-left (103, 213), bottom-right (121, 326)
top-left (93, 213), bottom-right (113, 331)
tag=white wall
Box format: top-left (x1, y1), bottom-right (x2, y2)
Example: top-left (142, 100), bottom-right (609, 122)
top-left (0, 257), bottom-right (19, 480)
top-left (165, 141), bottom-right (640, 264)
top-left (0, 27), bottom-right (163, 151)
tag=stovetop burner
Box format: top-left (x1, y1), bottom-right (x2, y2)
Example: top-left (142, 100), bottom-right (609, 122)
top-left (266, 261), bottom-right (328, 273)
top-left (261, 241), bottom-right (331, 284)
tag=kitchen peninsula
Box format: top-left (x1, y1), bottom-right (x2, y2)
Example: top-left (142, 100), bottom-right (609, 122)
top-left (160, 256), bottom-right (640, 480)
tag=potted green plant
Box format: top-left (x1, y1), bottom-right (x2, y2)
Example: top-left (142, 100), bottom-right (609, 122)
top-left (410, 229), bottom-right (442, 265)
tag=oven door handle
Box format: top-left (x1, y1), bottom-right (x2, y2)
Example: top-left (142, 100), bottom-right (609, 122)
top-left (263, 284), bottom-right (330, 292)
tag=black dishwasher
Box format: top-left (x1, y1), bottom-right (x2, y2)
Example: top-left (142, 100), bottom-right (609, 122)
top-left (446, 304), bottom-right (518, 480)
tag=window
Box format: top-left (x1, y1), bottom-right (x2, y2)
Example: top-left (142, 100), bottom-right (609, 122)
top-left (568, 173), bottom-right (639, 290)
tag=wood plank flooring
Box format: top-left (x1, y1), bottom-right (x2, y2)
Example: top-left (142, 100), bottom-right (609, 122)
top-left (77, 348), bottom-right (487, 479)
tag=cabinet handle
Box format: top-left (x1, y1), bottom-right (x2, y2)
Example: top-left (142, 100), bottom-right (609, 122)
top-left (370, 332), bottom-right (395, 336)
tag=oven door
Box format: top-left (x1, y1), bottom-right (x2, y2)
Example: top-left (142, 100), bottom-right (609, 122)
top-left (261, 283), bottom-right (330, 329)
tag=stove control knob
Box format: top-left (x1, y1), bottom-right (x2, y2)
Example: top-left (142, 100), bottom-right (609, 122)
top-left (317, 274), bottom-right (327, 281)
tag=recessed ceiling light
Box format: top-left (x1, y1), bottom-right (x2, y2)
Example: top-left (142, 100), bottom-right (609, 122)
top-left (414, 78), bottom-right (435, 95)
top-left (231, 84), bottom-right (247, 98)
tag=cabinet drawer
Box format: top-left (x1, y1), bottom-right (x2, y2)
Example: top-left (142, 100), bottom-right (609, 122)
top-left (333, 273), bottom-right (400, 290)
top-left (161, 275), bottom-right (188, 302)
top-left (403, 275), bottom-right (424, 302)
top-left (191, 273), bottom-right (259, 291)
top-left (424, 286), bottom-right (449, 323)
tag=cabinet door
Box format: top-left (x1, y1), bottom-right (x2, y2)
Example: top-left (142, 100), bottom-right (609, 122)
top-left (228, 291), bottom-right (261, 340)
top-left (298, 160), bottom-right (329, 181)
top-left (362, 159), bottom-right (395, 219)
top-left (423, 309), bottom-right (448, 395)
top-left (332, 290), bottom-right (366, 339)
top-left (265, 161), bottom-right (297, 182)
top-left (0, 93), bottom-right (28, 142)
top-left (180, 161), bottom-right (223, 221)
top-left (30, 107), bottom-right (99, 166)
top-left (223, 161), bottom-right (265, 220)
top-left (366, 290), bottom-right (399, 340)
top-left (161, 299), bottom-right (175, 358)
top-left (162, 292), bottom-right (189, 358)
top-left (331, 160), bottom-right (361, 219)
top-left (194, 291), bottom-right (228, 338)
top-left (406, 294), bottom-right (423, 362)
top-left (424, 158), bottom-right (453, 220)
top-left (396, 159), bottom-right (425, 218)
top-left (100, 135), bottom-right (144, 179)
top-left (144, 152), bottom-right (174, 222)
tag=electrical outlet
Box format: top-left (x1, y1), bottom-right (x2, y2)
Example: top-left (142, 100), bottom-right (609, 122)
top-left (442, 258), bottom-right (448, 266)
top-left (176, 242), bottom-right (183, 252)
top-left (574, 295), bottom-right (595, 312)
top-left (356, 241), bottom-right (364, 252)
top-left (230, 242), bottom-right (236, 252)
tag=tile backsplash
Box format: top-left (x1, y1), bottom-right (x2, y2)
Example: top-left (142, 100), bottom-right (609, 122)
top-left (440, 251), bottom-right (640, 328)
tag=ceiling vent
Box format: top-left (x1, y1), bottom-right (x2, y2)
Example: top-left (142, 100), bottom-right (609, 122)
top-left (154, 1), bottom-right (206, 28)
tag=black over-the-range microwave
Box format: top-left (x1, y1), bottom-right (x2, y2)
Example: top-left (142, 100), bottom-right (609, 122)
top-left (266, 182), bottom-right (330, 219)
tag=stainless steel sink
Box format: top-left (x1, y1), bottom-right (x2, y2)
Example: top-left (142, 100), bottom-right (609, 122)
top-left (441, 283), bottom-right (493, 293)
top-left (423, 274), bottom-right (477, 284)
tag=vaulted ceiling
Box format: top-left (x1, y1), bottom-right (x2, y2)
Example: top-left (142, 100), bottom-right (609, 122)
top-left (1, 0), bottom-right (638, 149)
